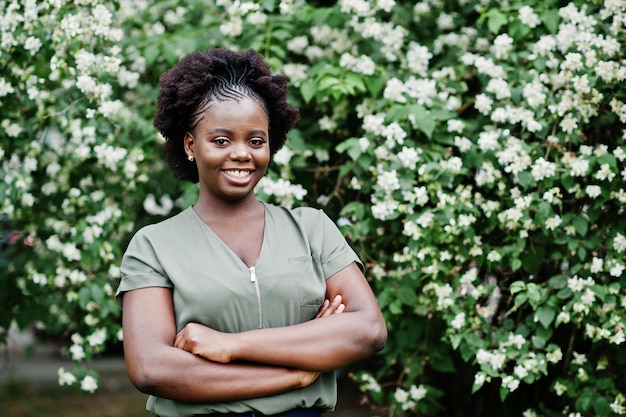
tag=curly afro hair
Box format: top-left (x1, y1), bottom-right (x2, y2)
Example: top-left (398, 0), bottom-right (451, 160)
top-left (154, 48), bottom-right (300, 183)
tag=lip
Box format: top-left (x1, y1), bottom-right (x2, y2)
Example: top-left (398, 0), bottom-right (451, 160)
top-left (221, 169), bottom-right (255, 185)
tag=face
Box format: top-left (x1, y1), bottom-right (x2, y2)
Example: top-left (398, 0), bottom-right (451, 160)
top-left (184, 96), bottom-right (270, 203)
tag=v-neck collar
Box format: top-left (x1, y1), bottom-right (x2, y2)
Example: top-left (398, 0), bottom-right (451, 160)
top-left (186, 203), bottom-right (267, 269)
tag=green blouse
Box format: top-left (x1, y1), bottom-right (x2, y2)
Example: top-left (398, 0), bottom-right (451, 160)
top-left (117, 203), bottom-right (362, 417)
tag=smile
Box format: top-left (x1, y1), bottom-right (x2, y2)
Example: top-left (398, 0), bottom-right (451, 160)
top-left (223, 169), bottom-right (252, 179)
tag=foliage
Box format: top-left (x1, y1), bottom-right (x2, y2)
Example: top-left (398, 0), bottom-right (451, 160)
top-left (2, 0), bottom-right (626, 416)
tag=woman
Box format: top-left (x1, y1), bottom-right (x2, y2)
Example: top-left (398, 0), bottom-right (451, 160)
top-left (117, 48), bottom-right (387, 417)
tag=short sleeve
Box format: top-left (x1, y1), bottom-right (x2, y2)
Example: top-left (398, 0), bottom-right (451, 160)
top-left (116, 227), bottom-right (173, 308)
top-left (300, 208), bottom-right (363, 279)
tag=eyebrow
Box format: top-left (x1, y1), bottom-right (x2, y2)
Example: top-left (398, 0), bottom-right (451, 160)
top-left (206, 128), bottom-right (268, 137)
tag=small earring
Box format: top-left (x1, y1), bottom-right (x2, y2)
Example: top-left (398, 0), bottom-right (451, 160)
top-left (188, 155), bottom-right (194, 162)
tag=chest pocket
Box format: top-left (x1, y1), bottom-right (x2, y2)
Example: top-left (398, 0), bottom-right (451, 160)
top-left (289, 256), bottom-right (325, 314)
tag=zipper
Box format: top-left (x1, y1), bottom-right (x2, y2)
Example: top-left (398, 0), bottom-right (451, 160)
top-left (249, 266), bottom-right (263, 328)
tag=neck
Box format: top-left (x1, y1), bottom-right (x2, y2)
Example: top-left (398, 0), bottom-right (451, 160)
top-left (193, 192), bottom-right (262, 222)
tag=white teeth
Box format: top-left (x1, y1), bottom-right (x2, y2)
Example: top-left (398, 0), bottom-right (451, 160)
top-left (224, 170), bottom-right (251, 179)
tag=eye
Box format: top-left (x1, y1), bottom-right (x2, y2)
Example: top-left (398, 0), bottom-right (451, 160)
top-left (211, 137), bottom-right (230, 145)
top-left (249, 138), bottom-right (267, 146)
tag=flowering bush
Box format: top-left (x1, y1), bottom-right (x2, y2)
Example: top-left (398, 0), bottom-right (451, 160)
top-left (0, 0), bottom-right (159, 391)
top-left (3, 0), bottom-right (626, 416)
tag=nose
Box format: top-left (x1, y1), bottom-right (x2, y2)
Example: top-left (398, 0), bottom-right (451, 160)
top-left (229, 142), bottom-right (251, 161)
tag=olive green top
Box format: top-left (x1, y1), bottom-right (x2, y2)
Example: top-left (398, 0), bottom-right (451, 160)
top-left (117, 203), bottom-right (362, 417)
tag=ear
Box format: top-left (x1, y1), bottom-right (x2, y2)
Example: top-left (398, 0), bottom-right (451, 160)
top-left (184, 132), bottom-right (194, 158)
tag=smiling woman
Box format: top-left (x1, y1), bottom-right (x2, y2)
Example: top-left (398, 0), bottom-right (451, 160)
top-left (184, 97), bottom-right (271, 207)
top-left (116, 48), bottom-right (387, 417)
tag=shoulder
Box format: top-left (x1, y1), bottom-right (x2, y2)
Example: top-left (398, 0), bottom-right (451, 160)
top-left (264, 203), bottom-right (330, 226)
top-left (130, 207), bottom-right (196, 243)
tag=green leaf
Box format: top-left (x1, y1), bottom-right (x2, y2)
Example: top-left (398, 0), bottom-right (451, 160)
top-left (429, 344), bottom-right (456, 373)
top-left (488, 10), bottom-right (508, 34)
top-left (499, 385), bottom-right (510, 402)
top-left (531, 334), bottom-right (546, 349)
top-left (143, 44), bottom-right (161, 65)
top-left (389, 300), bottom-right (403, 315)
top-left (576, 393), bottom-right (593, 412)
top-left (521, 244), bottom-right (544, 274)
top-left (536, 306), bottom-right (556, 328)
top-left (336, 138), bottom-right (362, 161)
top-left (408, 105), bottom-right (435, 138)
top-left (541, 8), bottom-right (560, 34)
top-left (318, 75), bottom-right (341, 90)
top-left (526, 283), bottom-right (544, 306)
top-left (299, 81), bottom-right (317, 103)
top-left (510, 258), bottom-right (522, 271)
top-left (593, 396), bottom-right (611, 417)
top-left (364, 74), bottom-right (385, 97)
top-left (572, 216), bottom-right (588, 236)
top-left (450, 334), bottom-right (462, 350)
top-left (548, 275), bottom-right (567, 290)
top-left (261, 0), bottom-right (276, 12)
top-left (510, 281), bottom-right (526, 294)
top-left (517, 171), bottom-right (534, 188)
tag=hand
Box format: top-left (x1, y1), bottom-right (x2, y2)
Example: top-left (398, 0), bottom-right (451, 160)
top-left (314, 295), bottom-right (345, 319)
top-left (174, 322), bottom-right (234, 363)
top-left (297, 369), bottom-right (321, 387)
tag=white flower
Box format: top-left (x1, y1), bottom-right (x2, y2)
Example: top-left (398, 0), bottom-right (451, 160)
top-left (502, 375), bottom-right (520, 391)
top-left (486, 78), bottom-right (511, 100)
top-left (394, 387), bottom-right (409, 403)
top-left (545, 216), bottom-right (562, 231)
top-left (383, 78), bottom-right (406, 103)
top-left (273, 147), bottom-right (294, 165)
top-left (572, 352), bottom-right (587, 365)
top-left (610, 263), bottom-right (625, 277)
top-left (590, 257), bottom-right (604, 273)
top-left (58, 368), bottom-right (77, 386)
top-left (568, 157), bottom-right (589, 177)
top-left (447, 119), bottom-right (465, 133)
top-left (491, 352), bottom-right (506, 370)
top-left (87, 328), bottom-right (107, 347)
top-left (614, 233), bottom-right (626, 252)
top-left (319, 116), bottom-right (336, 132)
top-left (519, 6), bottom-right (540, 28)
top-left (454, 136), bottom-right (472, 152)
top-left (491, 34), bottom-right (514, 59)
top-left (596, 163), bottom-right (616, 181)
top-left (69, 344), bottom-right (86, 361)
top-left (475, 94), bottom-right (493, 114)
top-left (451, 312), bottom-right (465, 330)
top-left (487, 251), bottom-right (502, 262)
top-left (358, 137), bottom-right (370, 152)
top-left (585, 185), bottom-right (602, 198)
top-left (547, 347), bottom-right (563, 363)
top-left (514, 364), bottom-right (528, 379)
top-left (397, 146), bottom-right (421, 169)
top-left (477, 130), bottom-right (500, 151)
top-left (287, 36), bottom-right (308, 54)
top-left (376, 170), bottom-right (400, 193)
top-left (80, 375), bottom-right (98, 393)
top-left (554, 381), bottom-right (567, 396)
top-left (24, 36), bottom-right (43, 55)
top-left (531, 158), bottom-right (556, 181)
top-left (406, 42), bottom-right (432, 76)
top-left (143, 194), bottom-right (174, 216)
top-left (410, 384), bottom-right (427, 401)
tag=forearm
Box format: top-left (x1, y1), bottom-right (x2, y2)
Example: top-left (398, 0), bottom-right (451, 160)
top-left (126, 344), bottom-right (305, 402)
top-left (232, 310), bottom-right (386, 371)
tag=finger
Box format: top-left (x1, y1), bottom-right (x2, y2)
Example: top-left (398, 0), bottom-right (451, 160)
top-left (329, 295), bottom-right (343, 310)
top-left (335, 303), bottom-right (346, 314)
top-left (315, 299), bottom-right (330, 319)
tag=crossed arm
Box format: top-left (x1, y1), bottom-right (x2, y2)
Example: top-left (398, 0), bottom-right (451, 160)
top-left (121, 262), bottom-right (387, 403)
